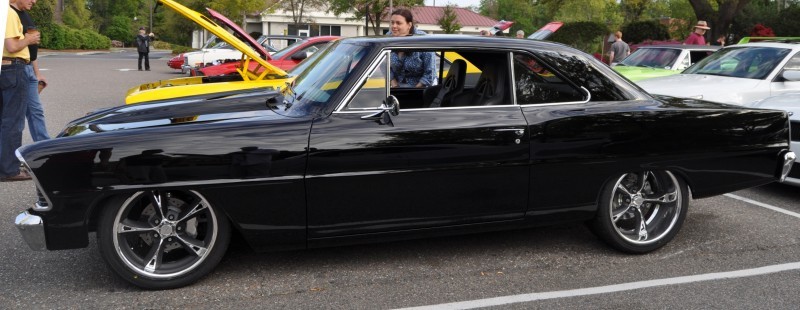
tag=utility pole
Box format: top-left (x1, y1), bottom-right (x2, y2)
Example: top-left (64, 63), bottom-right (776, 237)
top-left (149, 0), bottom-right (154, 31)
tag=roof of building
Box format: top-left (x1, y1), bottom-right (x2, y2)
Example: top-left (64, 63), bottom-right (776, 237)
top-left (386, 6), bottom-right (498, 27)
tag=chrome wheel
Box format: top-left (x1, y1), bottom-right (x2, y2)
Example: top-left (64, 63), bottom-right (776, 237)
top-left (98, 190), bottom-right (230, 288)
top-left (592, 170), bottom-right (688, 253)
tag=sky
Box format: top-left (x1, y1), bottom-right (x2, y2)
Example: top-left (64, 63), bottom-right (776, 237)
top-left (424, 0), bottom-right (482, 8)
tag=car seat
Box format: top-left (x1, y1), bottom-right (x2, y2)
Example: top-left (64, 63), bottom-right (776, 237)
top-left (424, 59), bottom-right (467, 108)
top-left (451, 61), bottom-right (507, 106)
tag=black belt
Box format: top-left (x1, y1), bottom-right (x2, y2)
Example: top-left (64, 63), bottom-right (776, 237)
top-left (1, 57), bottom-right (30, 65)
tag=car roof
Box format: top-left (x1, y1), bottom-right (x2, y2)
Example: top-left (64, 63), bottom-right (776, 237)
top-left (340, 35), bottom-right (578, 53)
top-left (637, 44), bottom-right (720, 50)
top-left (730, 42), bottom-right (800, 50)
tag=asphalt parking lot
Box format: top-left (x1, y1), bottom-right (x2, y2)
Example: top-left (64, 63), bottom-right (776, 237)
top-left (1, 51), bottom-right (799, 309)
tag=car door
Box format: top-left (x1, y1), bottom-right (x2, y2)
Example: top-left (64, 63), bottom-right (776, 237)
top-left (770, 50), bottom-right (800, 97)
top-left (305, 50), bottom-right (530, 238)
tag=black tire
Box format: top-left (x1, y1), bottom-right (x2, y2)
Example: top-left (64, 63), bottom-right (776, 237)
top-left (590, 170), bottom-right (689, 254)
top-left (97, 190), bottom-right (230, 289)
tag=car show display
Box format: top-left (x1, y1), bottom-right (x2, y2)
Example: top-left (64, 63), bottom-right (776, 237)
top-left (637, 40), bottom-right (800, 186)
top-left (12, 0), bottom-right (796, 290)
top-left (613, 44), bottom-right (719, 81)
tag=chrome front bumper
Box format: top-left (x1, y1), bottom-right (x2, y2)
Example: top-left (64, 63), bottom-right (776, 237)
top-left (15, 211), bottom-right (47, 251)
top-left (780, 151), bottom-right (796, 183)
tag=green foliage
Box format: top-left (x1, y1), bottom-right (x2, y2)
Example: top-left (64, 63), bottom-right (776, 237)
top-left (438, 5), bottom-right (462, 34)
top-left (29, 0), bottom-right (56, 29)
top-left (621, 20), bottom-right (670, 44)
top-left (63, 0), bottom-right (94, 29)
top-left (328, 0), bottom-right (424, 35)
top-left (729, 1), bottom-right (800, 41)
top-left (549, 21), bottom-right (609, 54)
top-left (208, 0), bottom-right (275, 27)
top-left (40, 23), bottom-right (110, 50)
top-left (105, 16), bottom-right (134, 43)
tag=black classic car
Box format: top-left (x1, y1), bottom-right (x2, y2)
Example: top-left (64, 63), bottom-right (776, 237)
top-left (14, 33), bottom-right (795, 289)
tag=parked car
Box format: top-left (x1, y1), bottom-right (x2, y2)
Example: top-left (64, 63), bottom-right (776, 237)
top-left (637, 40), bottom-right (800, 186)
top-left (613, 45), bottom-right (719, 81)
top-left (196, 35), bottom-right (340, 76)
top-left (14, 0), bottom-right (795, 290)
top-left (125, 3), bottom-right (289, 105)
top-left (167, 54), bottom-right (184, 70)
top-left (180, 11), bottom-right (281, 75)
top-left (745, 94), bottom-right (800, 186)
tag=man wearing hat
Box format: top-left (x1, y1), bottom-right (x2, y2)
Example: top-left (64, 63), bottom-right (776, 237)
top-left (135, 27), bottom-right (155, 71)
top-left (685, 20), bottom-right (710, 45)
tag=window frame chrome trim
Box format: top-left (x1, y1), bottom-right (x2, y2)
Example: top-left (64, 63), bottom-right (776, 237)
top-left (334, 50), bottom-right (390, 112)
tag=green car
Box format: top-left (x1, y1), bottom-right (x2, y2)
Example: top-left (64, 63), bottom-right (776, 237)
top-left (613, 45), bottom-right (720, 82)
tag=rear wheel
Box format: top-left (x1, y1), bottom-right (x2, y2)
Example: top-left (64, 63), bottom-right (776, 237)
top-left (591, 170), bottom-right (688, 253)
top-left (97, 190), bottom-right (230, 289)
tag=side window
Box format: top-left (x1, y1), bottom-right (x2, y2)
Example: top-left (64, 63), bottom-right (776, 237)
top-left (344, 55), bottom-right (388, 110)
top-left (513, 53), bottom-right (585, 105)
top-left (688, 51), bottom-right (713, 67)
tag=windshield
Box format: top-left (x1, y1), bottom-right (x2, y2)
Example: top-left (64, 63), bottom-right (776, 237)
top-left (282, 41), bottom-right (371, 115)
top-left (683, 46), bottom-right (790, 79)
top-left (288, 43), bottom-right (332, 75)
top-left (620, 48), bottom-right (680, 68)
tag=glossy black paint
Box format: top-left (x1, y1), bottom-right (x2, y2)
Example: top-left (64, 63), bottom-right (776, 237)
top-left (18, 35), bottom-right (792, 252)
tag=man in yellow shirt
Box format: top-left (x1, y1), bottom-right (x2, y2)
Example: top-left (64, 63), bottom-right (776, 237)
top-left (1, 0), bottom-right (40, 181)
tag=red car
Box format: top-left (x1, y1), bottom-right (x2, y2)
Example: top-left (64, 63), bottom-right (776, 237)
top-left (197, 35), bottom-right (339, 76)
top-left (167, 53), bottom-right (184, 70)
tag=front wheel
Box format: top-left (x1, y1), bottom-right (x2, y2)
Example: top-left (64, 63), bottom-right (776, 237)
top-left (97, 190), bottom-right (230, 289)
top-left (591, 170), bottom-right (688, 254)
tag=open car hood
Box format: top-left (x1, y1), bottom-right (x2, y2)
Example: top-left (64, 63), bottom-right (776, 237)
top-left (159, 0), bottom-right (286, 79)
top-left (528, 21), bottom-right (563, 40)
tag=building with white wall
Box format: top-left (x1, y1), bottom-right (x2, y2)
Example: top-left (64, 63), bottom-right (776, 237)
top-left (193, 6), bottom-right (499, 48)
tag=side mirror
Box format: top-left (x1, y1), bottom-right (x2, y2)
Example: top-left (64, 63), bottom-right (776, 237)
top-left (782, 70), bottom-right (800, 81)
top-left (361, 95), bottom-right (400, 124)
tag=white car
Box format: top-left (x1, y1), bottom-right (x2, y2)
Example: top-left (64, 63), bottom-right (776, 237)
top-left (748, 94), bottom-right (800, 186)
top-left (638, 41), bottom-right (800, 186)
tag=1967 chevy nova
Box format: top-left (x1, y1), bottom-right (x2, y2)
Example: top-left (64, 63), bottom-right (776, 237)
top-left (13, 1), bottom-right (795, 290)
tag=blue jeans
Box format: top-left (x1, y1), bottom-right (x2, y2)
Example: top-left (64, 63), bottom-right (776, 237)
top-left (25, 72), bottom-right (49, 142)
top-left (0, 62), bottom-right (32, 177)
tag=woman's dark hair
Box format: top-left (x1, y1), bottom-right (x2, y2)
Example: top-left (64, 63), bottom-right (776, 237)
top-left (392, 8), bottom-right (415, 30)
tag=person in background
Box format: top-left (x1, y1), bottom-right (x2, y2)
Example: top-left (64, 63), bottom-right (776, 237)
top-left (712, 34), bottom-right (726, 46)
top-left (685, 21), bottom-right (710, 45)
top-left (135, 27), bottom-right (154, 71)
top-left (608, 31), bottom-right (630, 65)
top-left (10, 0), bottom-right (50, 143)
top-left (386, 8), bottom-right (435, 88)
top-left (1, 0), bottom-right (40, 182)
top-left (480, 29), bottom-right (492, 36)
top-left (516, 30), bottom-right (525, 38)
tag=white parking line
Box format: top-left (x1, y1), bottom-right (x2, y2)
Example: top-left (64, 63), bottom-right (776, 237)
top-left (724, 193), bottom-right (800, 219)
top-left (394, 262), bottom-right (800, 310)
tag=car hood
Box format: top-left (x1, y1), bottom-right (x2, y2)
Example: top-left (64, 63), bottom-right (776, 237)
top-left (636, 74), bottom-right (763, 104)
top-left (61, 90), bottom-right (290, 137)
top-left (613, 66), bottom-right (676, 82)
top-left (159, 0), bottom-right (285, 77)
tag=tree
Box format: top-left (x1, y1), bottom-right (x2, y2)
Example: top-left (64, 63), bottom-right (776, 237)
top-left (208, 0), bottom-right (279, 29)
top-left (328, 0), bottom-right (423, 35)
top-left (688, 0), bottom-right (751, 43)
top-left (621, 0), bottom-right (651, 22)
top-left (438, 4), bottom-right (461, 34)
top-left (63, 0), bottom-right (93, 30)
top-left (281, 0), bottom-right (327, 26)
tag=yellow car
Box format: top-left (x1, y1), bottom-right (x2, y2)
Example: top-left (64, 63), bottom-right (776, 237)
top-left (125, 0), bottom-right (289, 104)
top-left (127, 0), bottom-right (481, 105)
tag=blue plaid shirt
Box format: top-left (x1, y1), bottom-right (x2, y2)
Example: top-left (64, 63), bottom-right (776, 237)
top-left (387, 29), bottom-right (436, 87)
